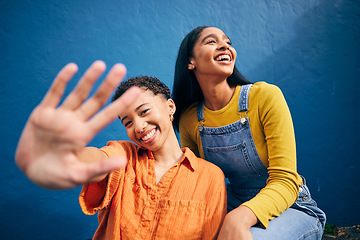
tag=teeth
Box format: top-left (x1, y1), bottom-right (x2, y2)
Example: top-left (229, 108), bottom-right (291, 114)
top-left (142, 129), bottom-right (156, 141)
top-left (215, 55), bottom-right (231, 61)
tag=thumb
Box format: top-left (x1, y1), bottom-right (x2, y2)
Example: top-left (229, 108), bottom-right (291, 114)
top-left (86, 156), bottom-right (128, 179)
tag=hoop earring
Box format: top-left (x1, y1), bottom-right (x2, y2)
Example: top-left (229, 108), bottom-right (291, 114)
top-left (170, 114), bottom-right (174, 122)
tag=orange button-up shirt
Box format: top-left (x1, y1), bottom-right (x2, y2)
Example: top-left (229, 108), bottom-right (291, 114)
top-left (79, 141), bottom-right (226, 240)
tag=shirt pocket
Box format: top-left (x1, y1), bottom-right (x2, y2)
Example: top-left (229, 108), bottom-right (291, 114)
top-left (155, 199), bottom-right (206, 240)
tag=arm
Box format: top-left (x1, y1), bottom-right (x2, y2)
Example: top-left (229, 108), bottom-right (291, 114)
top-left (217, 206), bottom-right (257, 240)
top-left (218, 83), bottom-right (300, 239)
top-left (241, 84), bottom-right (300, 227)
top-left (15, 61), bottom-right (140, 190)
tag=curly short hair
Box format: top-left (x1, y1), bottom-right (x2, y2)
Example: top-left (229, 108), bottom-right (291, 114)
top-left (112, 76), bottom-right (171, 102)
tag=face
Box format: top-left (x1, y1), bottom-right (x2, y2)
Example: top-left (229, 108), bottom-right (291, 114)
top-left (119, 90), bottom-right (175, 152)
top-left (189, 27), bottom-right (237, 79)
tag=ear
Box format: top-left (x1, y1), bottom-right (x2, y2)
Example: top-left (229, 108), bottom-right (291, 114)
top-left (167, 99), bottom-right (176, 115)
top-left (188, 57), bottom-right (196, 70)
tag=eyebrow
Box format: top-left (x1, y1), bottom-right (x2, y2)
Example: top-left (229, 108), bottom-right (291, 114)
top-left (200, 33), bottom-right (230, 43)
top-left (120, 103), bottom-right (149, 123)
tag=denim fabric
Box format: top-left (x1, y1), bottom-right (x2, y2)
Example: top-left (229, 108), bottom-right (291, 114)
top-left (291, 177), bottom-right (327, 229)
top-left (197, 84), bottom-right (268, 191)
top-left (250, 208), bottom-right (324, 240)
top-left (197, 84), bottom-right (326, 239)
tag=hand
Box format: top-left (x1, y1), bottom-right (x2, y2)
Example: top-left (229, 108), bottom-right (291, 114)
top-left (217, 206), bottom-right (258, 240)
top-left (15, 61), bottom-right (140, 189)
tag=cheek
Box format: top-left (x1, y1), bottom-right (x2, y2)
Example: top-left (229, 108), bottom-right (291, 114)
top-left (194, 53), bottom-right (212, 68)
top-left (193, 46), bottom-right (210, 60)
top-left (231, 48), bottom-right (237, 61)
top-left (125, 128), bottom-right (136, 141)
top-left (198, 48), bottom-right (212, 59)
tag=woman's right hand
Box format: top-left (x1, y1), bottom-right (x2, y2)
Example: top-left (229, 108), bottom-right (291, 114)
top-left (217, 205), bottom-right (257, 240)
top-left (15, 61), bottom-right (140, 190)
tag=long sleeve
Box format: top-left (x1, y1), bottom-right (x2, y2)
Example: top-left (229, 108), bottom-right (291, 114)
top-left (178, 82), bottom-right (302, 228)
top-left (241, 83), bottom-right (301, 228)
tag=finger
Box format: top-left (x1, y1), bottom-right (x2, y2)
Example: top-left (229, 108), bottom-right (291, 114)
top-left (61, 60), bottom-right (106, 110)
top-left (87, 86), bottom-right (141, 134)
top-left (41, 63), bottom-right (78, 107)
top-left (77, 63), bottom-right (127, 120)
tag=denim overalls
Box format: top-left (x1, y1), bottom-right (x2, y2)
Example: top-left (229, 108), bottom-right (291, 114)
top-left (197, 84), bottom-right (326, 230)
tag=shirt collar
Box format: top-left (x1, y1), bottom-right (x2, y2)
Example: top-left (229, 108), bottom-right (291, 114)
top-left (138, 146), bottom-right (198, 172)
top-left (179, 147), bottom-right (198, 172)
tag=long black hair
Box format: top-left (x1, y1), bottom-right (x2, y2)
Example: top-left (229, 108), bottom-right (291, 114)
top-left (172, 26), bottom-right (252, 130)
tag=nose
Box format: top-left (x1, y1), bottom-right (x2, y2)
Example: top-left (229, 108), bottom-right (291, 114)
top-left (218, 40), bottom-right (230, 50)
top-left (134, 119), bottom-right (147, 133)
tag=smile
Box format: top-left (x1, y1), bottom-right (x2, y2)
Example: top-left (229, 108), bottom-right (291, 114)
top-left (141, 129), bottom-right (156, 141)
top-left (215, 54), bottom-right (231, 62)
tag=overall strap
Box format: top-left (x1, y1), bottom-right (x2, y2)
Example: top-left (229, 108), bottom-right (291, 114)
top-left (238, 84), bottom-right (252, 112)
top-left (198, 84), bottom-right (253, 121)
top-left (197, 100), bottom-right (205, 122)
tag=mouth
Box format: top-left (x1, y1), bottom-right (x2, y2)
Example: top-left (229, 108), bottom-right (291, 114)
top-left (215, 54), bottom-right (231, 63)
top-left (140, 128), bottom-right (156, 141)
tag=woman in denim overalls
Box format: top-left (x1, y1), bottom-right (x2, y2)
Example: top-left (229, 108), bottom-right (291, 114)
top-left (172, 26), bottom-right (326, 239)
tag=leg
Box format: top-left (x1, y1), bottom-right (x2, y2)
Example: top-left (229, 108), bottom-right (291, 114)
top-left (250, 208), bottom-right (323, 240)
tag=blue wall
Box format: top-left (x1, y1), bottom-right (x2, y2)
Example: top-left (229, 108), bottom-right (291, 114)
top-left (1, 0), bottom-right (359, 239)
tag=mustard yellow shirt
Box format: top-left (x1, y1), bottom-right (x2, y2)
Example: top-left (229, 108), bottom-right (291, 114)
top-left (179, 82), bottom-right (302, 228)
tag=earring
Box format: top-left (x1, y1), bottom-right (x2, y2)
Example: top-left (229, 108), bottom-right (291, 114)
top-left (188, 64), bottom-right (195, 70)
top-left (170, 114), bottom-right (174, 122)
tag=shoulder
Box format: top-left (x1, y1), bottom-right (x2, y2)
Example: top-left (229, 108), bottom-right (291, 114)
top-left (187, 151), bottom-right (226, 195)
top-left (180, 102), bottom-right (198, 121)
top-left (199, 158), bottom-right (225, 179)
top-left (251, 81), bottom-right (283, 96)
top-left (184, 148), bottom-right (224, 178)
top-left (179, 102), bottom-right (199, 132)
top-left (250, 82), bottom-right (285, 105)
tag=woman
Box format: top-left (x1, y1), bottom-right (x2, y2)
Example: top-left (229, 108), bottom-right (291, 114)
top-left (15, 61), bottom-right (226, 239)
top-left (172, 26), bottom-right (326, 240)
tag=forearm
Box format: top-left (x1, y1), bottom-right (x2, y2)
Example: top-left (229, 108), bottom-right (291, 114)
top-left (218, 205), bottom-right (258, 240)
top-left (242, 174), bottom-right (299, 228)
top-left (231, 205), bottom-right (258, 229)
top-left (249, 83), bottom-right (300, 227)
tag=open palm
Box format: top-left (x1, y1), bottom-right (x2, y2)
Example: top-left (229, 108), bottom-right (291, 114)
top-left (15, 61), bottom-right (140, 189)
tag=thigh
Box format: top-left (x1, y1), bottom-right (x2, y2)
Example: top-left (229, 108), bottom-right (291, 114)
top-left (250, 208), bottom-right (323, 240)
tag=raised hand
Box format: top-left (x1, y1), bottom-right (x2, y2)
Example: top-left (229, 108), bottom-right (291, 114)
top-left (15, 61), bottom-right (140, 189)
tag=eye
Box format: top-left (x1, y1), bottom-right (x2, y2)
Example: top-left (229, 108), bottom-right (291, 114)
top-left (124, 120), bottom-right (133, 128)
top-left (206, 39), bottom-right (216, 44)
top-left (227, 40), bottom-right (232, 46)
top-left (140, 108), bottom-right (150, 116)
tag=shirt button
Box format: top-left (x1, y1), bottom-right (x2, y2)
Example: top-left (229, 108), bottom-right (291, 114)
top-left (151, 195), bottom-right (156, 200)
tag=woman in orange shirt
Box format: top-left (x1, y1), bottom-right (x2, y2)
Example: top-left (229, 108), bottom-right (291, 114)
top-left (15, 61), bottom-right (226, 239)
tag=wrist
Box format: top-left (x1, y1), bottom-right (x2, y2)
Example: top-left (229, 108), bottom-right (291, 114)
top-left (230, 205), bottom-right (258, 228)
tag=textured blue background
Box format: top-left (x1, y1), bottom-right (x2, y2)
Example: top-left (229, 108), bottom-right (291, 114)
top-left (1, 0), bottom-right (359, 239)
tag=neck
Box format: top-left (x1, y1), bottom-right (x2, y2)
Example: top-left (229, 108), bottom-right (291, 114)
top-left (152, 129), bottom-right (183, 167)
top-left (198, 77), bottom-right (235, 110)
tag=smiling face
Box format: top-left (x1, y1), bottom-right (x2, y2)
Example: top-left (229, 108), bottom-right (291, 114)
top-left (189, 27), bottom-right (237, 80)
top-left (119, 89), bottom-right (175, 152)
